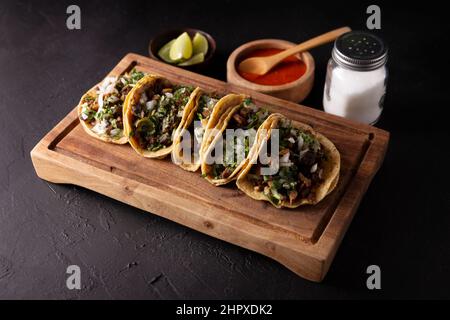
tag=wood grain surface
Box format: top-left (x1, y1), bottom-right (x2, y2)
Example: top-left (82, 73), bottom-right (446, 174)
top-left (31, 53), bottom-right (389, 282)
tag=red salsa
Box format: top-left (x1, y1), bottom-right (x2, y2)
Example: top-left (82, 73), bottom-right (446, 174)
top-left (238, 48), bottom-right (307, 86)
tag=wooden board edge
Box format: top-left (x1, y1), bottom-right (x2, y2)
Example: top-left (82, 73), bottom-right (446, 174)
top-left (312, 131), bottom-right (390, 281)
top-left (31, 142), bottom-right (328, 282)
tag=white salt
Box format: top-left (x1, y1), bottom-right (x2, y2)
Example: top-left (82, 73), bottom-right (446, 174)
top-left (323, 65), bottom-right (386, 124)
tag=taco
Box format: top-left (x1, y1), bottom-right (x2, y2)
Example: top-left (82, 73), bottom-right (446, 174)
top-left (201, 98), bottom-right (270, 185)
top-left (77, 68), bottom-right (146, 144)
top-left (236, 113), bottom-right (340, 208)
top-left (123, 74), bottom-right (199, 158)
top-left (171, 92), bottom-right (247, 172)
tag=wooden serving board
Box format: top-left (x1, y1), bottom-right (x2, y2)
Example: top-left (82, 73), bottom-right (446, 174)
top-left (31, 53), bottom-right (389, 282)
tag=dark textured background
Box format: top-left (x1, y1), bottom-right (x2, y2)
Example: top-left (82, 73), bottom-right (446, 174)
top-left (1, 0), bottom-right (449, 299)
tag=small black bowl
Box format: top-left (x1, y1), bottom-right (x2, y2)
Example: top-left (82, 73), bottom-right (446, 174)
top-left (149, 28), bottom-right (216, 70)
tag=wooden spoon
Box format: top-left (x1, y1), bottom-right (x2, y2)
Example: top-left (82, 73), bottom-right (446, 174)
top-left (238, 27), bottom-right (352, 75)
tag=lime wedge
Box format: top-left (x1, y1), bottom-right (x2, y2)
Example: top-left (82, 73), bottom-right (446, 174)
top-left (178, 52), bottom-right (205, 66)
top-left (169, 32), bottom-right (193, 61)
top-left (192, 32), bottom-right (208, 55)
top-left (158, 39), bottom-right (178, 63)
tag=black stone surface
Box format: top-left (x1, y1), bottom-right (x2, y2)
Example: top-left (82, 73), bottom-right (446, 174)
top-left (0, 0), bottom-right (449, 299)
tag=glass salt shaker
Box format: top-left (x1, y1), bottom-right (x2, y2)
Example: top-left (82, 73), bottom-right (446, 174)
top-left (323, 31), bottom-right (388, 125)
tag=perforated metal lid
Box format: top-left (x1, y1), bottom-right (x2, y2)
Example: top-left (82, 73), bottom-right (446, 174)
top-left (332, 31), bottom-right (388, 71)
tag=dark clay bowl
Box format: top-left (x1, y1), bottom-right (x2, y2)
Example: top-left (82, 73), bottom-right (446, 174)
top-left (149, 28), bottom-right (216, 70)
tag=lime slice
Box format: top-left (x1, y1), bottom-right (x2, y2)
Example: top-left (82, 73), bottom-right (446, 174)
top-left (158, 39), bottom-right (178, 63)
top-left (192, 32), bottom-right (208, 55)
top-left (178, 52), bottom-right (205, 66)
top-left (169, 32), bottom-right (193, 61)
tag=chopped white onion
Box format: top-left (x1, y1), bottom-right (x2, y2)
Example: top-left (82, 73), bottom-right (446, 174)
top-left (97, 94), bottom-right (104, 112)
top-left (280, 151), bottom-right (290, 163)
top-left (81, 104), bottom-right (88, 113)
top-left (310, 163), bottom-right (318, 173)
top-left (248, 104), bottom-right (258, 112)
top-left (110, 128), bottom-right (121, 137)
top-left (312, 140), bottom-right (320, 152)
top-left (97, 76), bottom-right (117, 94)
top-left (146, 100), bottom-right (157, 111)
top-left (165, 92), bottom-right (174, 99)
top-left (139, 92), bottom-right (148, 104)
top-left (107, 95), bottom-right (119, 103)
top-left (288, 137), bottom-right (295, 144)
top-left (243, 99), bottom-right (257, 111)
top-left (279, 151), bottom-right (293, 167)
top-left (297, 135), bottom-right (304, 150)
top-left (96, 76), bottom-right (117, 112)
top-left (206, 97), bottom-right (218, 109)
